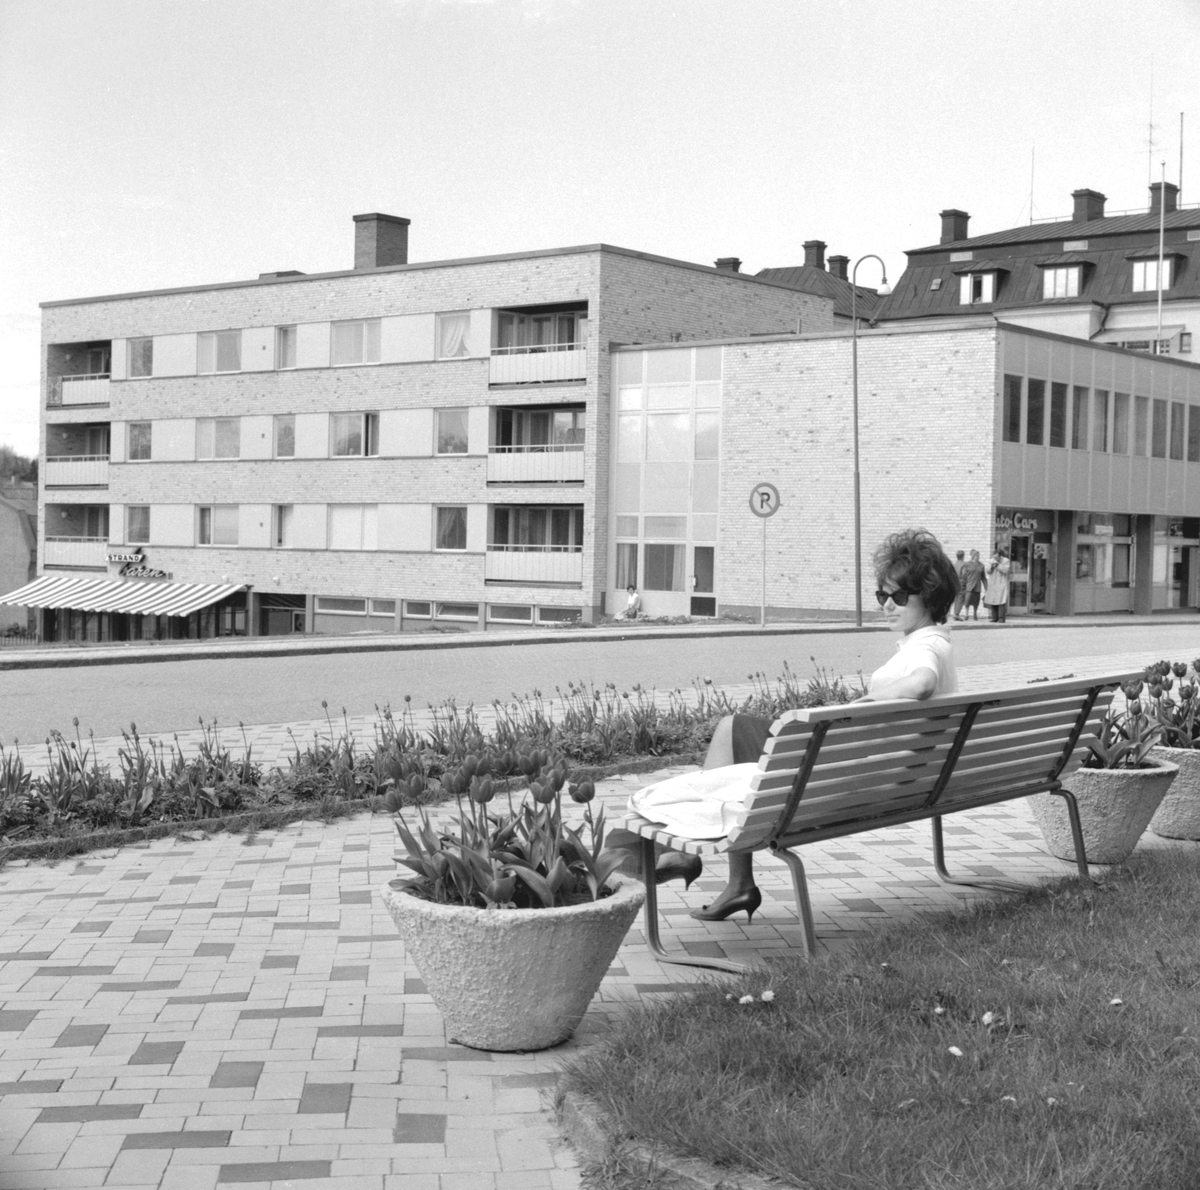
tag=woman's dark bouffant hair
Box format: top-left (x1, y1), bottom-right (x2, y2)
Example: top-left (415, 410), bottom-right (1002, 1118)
top-left (873, 529), bottom-right (960, 625)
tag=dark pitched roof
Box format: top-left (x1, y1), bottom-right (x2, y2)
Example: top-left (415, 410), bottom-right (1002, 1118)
top-left (755, 264), bottom-right (880, 319)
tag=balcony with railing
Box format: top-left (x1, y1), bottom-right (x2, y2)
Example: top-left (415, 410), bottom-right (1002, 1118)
top-left (44, 455), bottom-right (110, 487)
top-left (484, 546), bottom-right (583, 585)
top-left (44, 537), bottom-right (109, 569)
top-left (48, 374), bottom-right (111, 407)
top-left (487, 444), bottom-right (585, 484)
top-left (489, 344), bottom-right (588, 385)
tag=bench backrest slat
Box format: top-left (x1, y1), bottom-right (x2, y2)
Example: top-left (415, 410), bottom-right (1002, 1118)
top-left (724, 674), bottom-right (1132, 851)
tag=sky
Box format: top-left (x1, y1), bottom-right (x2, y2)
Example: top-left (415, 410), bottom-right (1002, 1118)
top-left (2, 0), bottom-right (1198, 457)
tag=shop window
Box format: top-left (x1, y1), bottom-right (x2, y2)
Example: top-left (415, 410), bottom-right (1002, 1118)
top-left (1071, 386), bottom-right (1089, 450)
top-left (436, 409), bottom-right (469, 455)
top-left (1092, 391), bottom-right (1109, 452)
top-left (198, 505), bottom-right (238, 546)
top-left (1170, 402), bottom-right (1186, 460)
top-left (437, 602), bottom-right (478, 620)
top-left (315, 596), bottom-right (367, 614)
top-left (644, 543), bottom-right (684, 591)
top-left (330, 319), bottom-right (381, 365)
top-left (537, 607), bottom-right (581, 624)
top-left (403, 601), bottom-right (432, 618)
top-left (1048, 381), bottom-right (1067, 447)
top-left (129, 337), bottom-right (153, 378)
top-left (371, 600), bottom-right (396, 616)
top-left (196, 417), bottom-right (241, 460)
top-left (197, 330), bottom-right (242, 374)
top-left (1152, 398), bottom-right (1168, 458)
top-left (615, 542), bottom-right (638, 590)
top-left (1112, 392), bottom-right (1130, 454)
top-left (1025, 378), bottom-right (1045, 445)
top-left (435, 506), bottom-right (467, 551)
top-left (489, 604), bottom-right (533, 624)
top-left (1002, 375), bottom-right (1022, 443)
top-left (128, 421), bottom-right (152, 461)
top-left (274, 414), bottom-right (295, 458)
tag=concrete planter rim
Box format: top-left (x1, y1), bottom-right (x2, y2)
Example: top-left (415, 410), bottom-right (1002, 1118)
top-left (1149, 745), bottom-right (1200, 839)
top-left (381, 874), bottom-right (644, 922)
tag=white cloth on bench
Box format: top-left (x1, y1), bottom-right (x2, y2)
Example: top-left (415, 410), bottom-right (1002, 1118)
top-left (627, 763), bottom-right (757, 839)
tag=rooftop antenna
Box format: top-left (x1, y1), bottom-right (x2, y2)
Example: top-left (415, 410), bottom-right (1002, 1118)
top-left (1180, 111), bottom-right (1186, 202)
top-left (1028, 144), bottom-right (1035, 224)
top-left (1156, 158), bottom-right (1166, 350)
top-left (1148, 57), bottom-right (1156, 188)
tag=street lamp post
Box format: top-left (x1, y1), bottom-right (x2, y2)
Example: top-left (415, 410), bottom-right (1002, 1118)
top-left (850, 255), bottom-right (892, 628)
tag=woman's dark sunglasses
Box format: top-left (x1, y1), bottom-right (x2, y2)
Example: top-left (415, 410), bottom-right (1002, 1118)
top-left (875, 588), bottom-right (917, 607)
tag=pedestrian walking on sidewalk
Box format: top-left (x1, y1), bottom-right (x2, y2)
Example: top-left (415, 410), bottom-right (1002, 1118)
top-left (959, 549), bottom-right (985, 620)
top-left (984, 549), bottom-right (1011, 622)
top-left (952, 550), bottom-right (967, 619)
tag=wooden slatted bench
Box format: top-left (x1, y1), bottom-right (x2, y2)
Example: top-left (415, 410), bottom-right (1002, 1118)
top-left (623, 671), bottom-right (1141, 972)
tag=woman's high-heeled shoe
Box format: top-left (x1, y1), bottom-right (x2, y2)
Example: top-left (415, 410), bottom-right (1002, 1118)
top-left (688, 887), bottom-right (762, 923)
top-left (654, 852), bottom-right (703, 890)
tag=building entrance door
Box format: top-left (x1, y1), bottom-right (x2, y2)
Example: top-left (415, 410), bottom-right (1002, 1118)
top-left (1008, 534), bottom-right (1032, 614)
top-left (1029, 541), bottom-right (1050, 612)
top-left (690, 546), bottom-right (716, 617)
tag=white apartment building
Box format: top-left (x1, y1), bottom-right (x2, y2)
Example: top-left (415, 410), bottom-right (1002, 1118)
top-left (21, 214), bottom-right (829, 641)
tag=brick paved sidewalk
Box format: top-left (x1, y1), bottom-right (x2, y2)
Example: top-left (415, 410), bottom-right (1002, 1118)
top-left (0, 649), bottom-right (1180, 1189)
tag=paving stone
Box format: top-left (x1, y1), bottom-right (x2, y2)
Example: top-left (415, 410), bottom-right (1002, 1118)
top-left (298, 1083), bottom-right (353, 1114)
top-left (259, 956), bottom-right (299, 969)
top-left (194, 944), bottom-right (235, 957)
top-left (216, 1158), bottom-right (332, 1182)
top-left (37, 1104), bottom-right (143, 1123)
top-left (55, 1024), bottom-right (109, 1047)
top-left (0, 1011), bottom-right (38, 1031)
top-left (129, 1041), bottom-right (186, 1066)
top-left (209, 1062), bottom-right (264, 1089)
top-left (120, 1129), bottom-right (232, 1149)
top-left (394, 1113), bottom-right (447, 1144)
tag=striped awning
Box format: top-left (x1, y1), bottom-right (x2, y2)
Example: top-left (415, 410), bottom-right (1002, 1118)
top-left (0, 575), bottom-right (246, 617)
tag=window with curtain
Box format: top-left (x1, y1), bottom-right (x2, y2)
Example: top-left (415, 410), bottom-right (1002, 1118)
top-left (436, 409), bottom-right (468, 454)
top-left (644, 543), bottom-right (685, 591)
top-left (436, 506), bottom-right (467, 551)
top-left (127, 505), bottom-right (150, 545)
top-left (274, 414), bottom-right (295, 458)
top-left (128, 422), bottom-right (152, 461)
top-left (196, 418), bottom-right (241, 460)
top-left (615, 542), bottom-right (638, 590)
top-left (129, 338), bottom-right (153, 377)
top-left (330, 319), bottom-right (381, 365)
top-left (197, 330), bottom-right (242, 373)
top-left (331, 412), bottom-right (379, 457)
top-left (327, 504), bottom-right (378, 550)
top-left (436, 312), bottom-right (471, 359)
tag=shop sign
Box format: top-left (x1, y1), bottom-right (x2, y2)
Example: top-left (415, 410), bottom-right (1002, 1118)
top-left (995, 511), bottom-right (1038, 533)
top-left (107, 551), bottom-right (172, 580)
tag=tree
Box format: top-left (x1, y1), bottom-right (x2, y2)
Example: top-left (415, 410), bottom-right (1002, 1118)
top-left (0, 447), bottom-right (36, 484)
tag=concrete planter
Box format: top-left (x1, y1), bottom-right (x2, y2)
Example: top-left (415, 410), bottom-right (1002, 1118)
top-left (380, 877), bottom-right (645, 1052)
top-left (1030, 760), bottom-right (1178, 865)
top-left (1149, 746), bottom-right (1200, 840)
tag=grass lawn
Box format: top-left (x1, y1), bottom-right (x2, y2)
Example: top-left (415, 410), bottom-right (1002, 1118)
top-left (564, 847), bottom-right (1200, 1190)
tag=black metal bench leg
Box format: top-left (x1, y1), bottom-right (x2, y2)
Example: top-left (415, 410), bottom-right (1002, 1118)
top-left (637, 838), bottom-right (748, 974)
top-left (931, 815), bottom-right (976, 886)
top-left (1048, 788), bottom-right (1093, 882)
top-left (772, 847), bottom-right (818, 957)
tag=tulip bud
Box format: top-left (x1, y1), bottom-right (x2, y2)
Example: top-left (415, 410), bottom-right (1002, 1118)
top-left (408, 774), bottom-right (425, 797)
top-left (1173, 662), bottom-right (1188, 678)
top-left (485, 875), bottom-right (516, 905)
top-left (1129, 699), bottom-right (1142, 715)
top-left (530, 780), bottom-right (556, 805)
top-left (570, 779), bottom-right (596, 804)
top-left (470, 775), bottom-right (495, 804)
top-left (462, 754), bottom-right (479, 778)
top-left (1122, 682), bottom-right (1143, 701)
top-left (475, 754), bottom-right (492, 777)
top-left (548, 768), bottom-right (565, 792)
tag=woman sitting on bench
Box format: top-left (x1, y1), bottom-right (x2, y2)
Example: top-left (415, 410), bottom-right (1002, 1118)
top-left (634, 528), bottom-right (961, 923)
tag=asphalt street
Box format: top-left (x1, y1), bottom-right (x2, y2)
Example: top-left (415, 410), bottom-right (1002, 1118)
top-left (4, 619), bottom-right (1200, 746)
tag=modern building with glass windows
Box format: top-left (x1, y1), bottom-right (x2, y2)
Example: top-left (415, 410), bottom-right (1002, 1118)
top-left (22, 214), bottom-right (828, 641)
top-left (610, 319), bottom-right (1200, 621)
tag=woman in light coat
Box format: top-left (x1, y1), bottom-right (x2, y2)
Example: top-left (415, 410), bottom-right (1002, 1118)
top-left (983, 549), bottom-right (1011, 622)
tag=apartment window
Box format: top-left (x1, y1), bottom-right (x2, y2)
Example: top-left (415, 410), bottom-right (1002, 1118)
top-left (1135, 395), bottom-right (1150, 455)
top-left (958, 272), bottom-right (995, 304)
top-left (1071, 386), bottom-right (1089, 450)
top-left (272, 504), bottom-right (293, 548)
top-left (330, 412), bottom-right (379, 457)
top-left (1170, 401), bottom-right (1186, 460)
top-left (1025, 378), bottom-right (1045, 445)
top-left (491, 505), bottom-right (583, 551)
top-left (435, 506), bottom-right (467, 551)
top-left (1132, 258), bottom-right (1173, 292)
top-left (695, 412), bottom-right (720, 459)
top-left (128, 421), bottom-right (152, 461)
top-left (1042, 266), bottom-right (1080, 299)
top-left (644, 543), bottom-right (685, 591)
top-left (126, 505), bottom-right (150, 545)
top-left (197, 330), bottom-right (242, 373)
top-left (129, 337), bottom-right (153, 378)
top-left (277, 325), bottom-right (297, 369)
top-left (494, 310), bottom-right (586, 353)
top-left (436, 409), bottom-right (468, 454)
top-left (1113, 392), bottom-right (1130, 454)
top-left (493, 407), bottom-right (585, 450)
top-left (198, 505), bottom-right (238, 546)
top-left (436, 312), bottom-right (472, 359)
top-left (1093, 390), bottom-right (1109, 452)
top-left (196, 417), bottom-right (241, 460)
top-left (327, 504), bottom-right (378, 550)
top-left (1181, 332), bottom-right (1193, 354)
top-left (1049, 381), bottom-right (1067, 447)
top-left (1189, 407), bottom-right (1200, 463)
top-left (330, 319), bottom-right (381, 365)
top-left (274, 414), bottom-right (295, 458)
top-left (1002, 375), bottom-right (1022, 443)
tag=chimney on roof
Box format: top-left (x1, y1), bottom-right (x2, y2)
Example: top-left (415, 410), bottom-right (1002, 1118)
top-left (939, 209), bottom-right (970, 244)
top-left (353, 213), bottom-right (411, 269)
top-left (1071, 189), bottom-right (1106, 222)
top-left (827, 255), bottom-right (849, 281)
top-left (1150, 181), bottom-right (1179, 217)
top-left (802, 240), bottom-right (826, 270)
top-left (714, 256), bottom-right (741, 273)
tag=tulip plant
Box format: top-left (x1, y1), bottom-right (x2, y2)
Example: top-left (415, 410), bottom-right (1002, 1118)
top-left (389, 745), bottom-right (625, 910)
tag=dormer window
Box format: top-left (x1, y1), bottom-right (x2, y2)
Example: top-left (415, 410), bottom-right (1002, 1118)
top-left (1043, 266), bottom-right (1081, 299)
top-left (1132, 258), bottom-right (1173, 292)
top-left (959, 272), bottom-right (996, 304)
